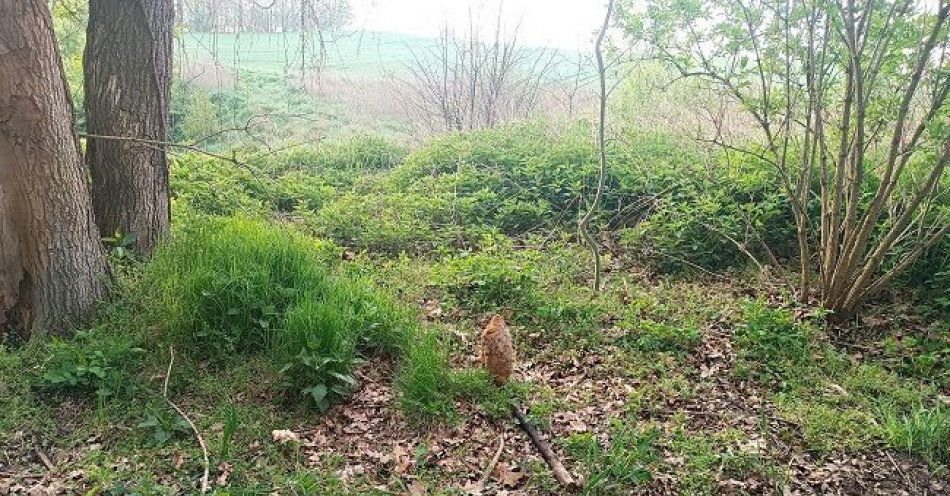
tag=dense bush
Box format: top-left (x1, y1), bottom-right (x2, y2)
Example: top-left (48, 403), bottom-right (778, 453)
top-left (257, 134), bottom-right (406, 185)
top-left (170, 155), bottom-right (269, 217)
top-left (300, 123), bottom-right (797, 274)
top-left (436, 252), bottom-right (540, 315)
top-left (170, 135), bottom-right (405, 218)
top-left (619, 151), bottom-right (795, 273)
top-left (306, 185), bottom-right (459, 253)
top-left (170, 121), bottom-right (801, 276)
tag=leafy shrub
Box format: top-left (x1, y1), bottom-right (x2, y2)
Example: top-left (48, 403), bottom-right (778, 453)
top-left (261, 134), bottom-right (406, 184)
top-left (266, 170), bottom-right (336, 213)
top-left (37, 329), bottom-right (145, 400)
top-left (137, 406), bottom-right (193, 446)
top-left (170, 155), bottom-right (268, 217)
top-left (307, 186), bottom-right (458, 253)
top-left (171, 134), bottom-right (405, 218)
top-left (733, 301), bottom-right (812, 386)
top-left (619, 152), bottom-right (794, 274)
top-left (301, 122), bottom-right (796, 266)
top-left (436, 252), bottom-right (540, 315)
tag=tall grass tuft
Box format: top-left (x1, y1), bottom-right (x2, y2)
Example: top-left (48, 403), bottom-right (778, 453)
top-left (879, 402), bottom-right (949, 467)
top-left (395, 330), bottom-right (456, 420)
top-left (274, 295), bottom-right (361, 411)
top-left (142, 216), bottom-right (455, 415)
top-left (144, 216), bottom-right (336, 360)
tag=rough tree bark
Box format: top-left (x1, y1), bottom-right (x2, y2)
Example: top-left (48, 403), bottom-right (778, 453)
top-left (85, 0), bottom-right (174, 254)
top-left (0, 0), bottom-right (108, 336)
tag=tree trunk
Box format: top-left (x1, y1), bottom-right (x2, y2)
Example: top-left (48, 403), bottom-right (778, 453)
top-left (0, 0), bottom-right (108, 336)
top-left (85, 0), bottom-right (173, 254)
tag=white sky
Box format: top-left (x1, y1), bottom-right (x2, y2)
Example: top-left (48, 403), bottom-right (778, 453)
top-left (349, 0), bottom-right (609, 51)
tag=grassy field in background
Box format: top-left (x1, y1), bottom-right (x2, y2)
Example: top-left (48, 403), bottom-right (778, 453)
top-left (178, 30), bottom-right (582, 79)
top-left (179, 30), bottom-right (447, 77)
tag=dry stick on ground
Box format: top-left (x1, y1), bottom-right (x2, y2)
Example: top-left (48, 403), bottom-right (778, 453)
top-left (163, 345), bottom-right (210, 494)
top-left (578, 0), bottom-right (614, 292)
top-left (512, 406), bottom-right (578, 490)
top-left (34, 449), bottom-right (54, 471)
top-left (471, 434), bottom-right (505, 491)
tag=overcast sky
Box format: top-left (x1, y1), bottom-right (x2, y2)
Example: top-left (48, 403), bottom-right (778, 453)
top-left (349, 0), bottom-right (609, 51)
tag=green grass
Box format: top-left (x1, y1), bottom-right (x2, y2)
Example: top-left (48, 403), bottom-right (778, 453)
top-left (145, 216), bottom-right (337, 361)
top-left (394, 330), bottom-right (456, 421)
top-left (3, 120), bottom-right (948, 492)
top-left (27, 216), bottom-right (458, 420)
top-left (565, 421), bottom-right (659, 495)
top-left (733, 300), bottom-right (813, 387)
top-left (0, 343), bottom-right (52, 435)
top-left (180, 30), bottom-right (442, 77)
top-left (879, 402), bottom-right (950, 467)
top-left (665, 427), bottom-right (786, 495)
top-left (777, 399), bottom-right (880, 453)
top-left (179, 31), bottom-right (580, 79)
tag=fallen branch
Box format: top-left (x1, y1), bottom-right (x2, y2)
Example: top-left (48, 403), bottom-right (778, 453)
top-left (163, 345), bottom-right (210, 494)
top-left (512, 406), bottom-right (579, 490)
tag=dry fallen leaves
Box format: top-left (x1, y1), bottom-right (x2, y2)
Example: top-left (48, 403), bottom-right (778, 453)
top-left (495, 462), bottom-right (526, 488)
top-left (271, 429), bottom-right (299, 444)
top-left (216, 462), bottom-right (233, 486)
top-left (408, 480), bottom-right (427, 495)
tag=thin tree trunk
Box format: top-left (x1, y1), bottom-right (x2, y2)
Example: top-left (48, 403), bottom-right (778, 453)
top-left (579, 0), bottom-right (613, 293)
top-left (85, 0), bottom-right (173, 254)
top-left (0, 0), bottom-right (108, 336)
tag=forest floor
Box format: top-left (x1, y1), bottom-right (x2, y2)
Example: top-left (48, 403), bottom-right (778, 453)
top-left (1, 245), bottom-right (948, 495)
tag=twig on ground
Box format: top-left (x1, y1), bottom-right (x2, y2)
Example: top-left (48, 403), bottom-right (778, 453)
top-left (34, 449), bottom-right (54, 471)
top-left (512, 406), bottom-right (579, 490)
top-left (163, 346), bottom-right (210, 494)
top-left (478, 434), bottom-right (505, 487)
top-left (886, 450), bottom-right (913, 490)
